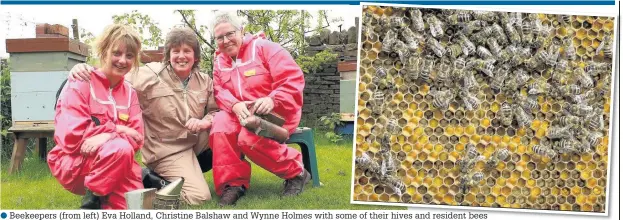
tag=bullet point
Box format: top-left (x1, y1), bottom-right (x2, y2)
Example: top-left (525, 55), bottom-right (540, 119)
top-left (1, 212), bottom-right (7, 219)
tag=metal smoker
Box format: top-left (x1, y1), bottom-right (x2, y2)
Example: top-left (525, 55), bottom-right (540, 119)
top-left (153, 177), bottom-right (184, 209)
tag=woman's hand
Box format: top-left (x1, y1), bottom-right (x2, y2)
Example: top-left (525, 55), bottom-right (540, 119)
top-left (80, 133), bottom-right (113, 155)
top-left (232, 101), bottom-right (254, 121)
top-left (69, 63), bottom-right (94, 82)
top-left (251, 97), bottom-right (274, 115)
top-left (185, 118), bottom-right (212, 133)
top-left (116, 125), bottom-right (143, 142)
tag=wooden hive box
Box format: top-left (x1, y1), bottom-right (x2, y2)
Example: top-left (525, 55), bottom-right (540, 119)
top-left (6, 33), bottom-right (89, 124)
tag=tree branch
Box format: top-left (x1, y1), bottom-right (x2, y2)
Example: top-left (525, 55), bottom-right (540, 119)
top-left (177, 10), bottom-right (215, 51)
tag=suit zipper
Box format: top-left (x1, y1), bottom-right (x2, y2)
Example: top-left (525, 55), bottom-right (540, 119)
top-left (109, 88), bottom-right (117, 122)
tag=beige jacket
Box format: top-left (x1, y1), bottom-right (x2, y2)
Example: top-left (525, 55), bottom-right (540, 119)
top-left (126, 62), bottom-right (218, 165)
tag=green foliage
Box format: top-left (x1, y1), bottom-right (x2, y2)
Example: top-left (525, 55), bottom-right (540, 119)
top-left (79, 28), bottom-right (99, 66)
top-left (1, 59), bottom-right (13, 160)
top-left (319, 113), bottom-right (344, 144)
top-left (112, 10), bottom-right (164, 49)
top-left (295, 49), bottom-right (338, 73)
top-left (172, 10), bottom-right (341, 75)
top-left (240, 10), bottom-right (312, 57)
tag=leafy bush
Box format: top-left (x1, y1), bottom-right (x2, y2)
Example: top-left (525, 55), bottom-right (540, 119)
top-left (319, 112), bottom-right (344, 144)
top-left (1, 59), bottom-right (13, 161)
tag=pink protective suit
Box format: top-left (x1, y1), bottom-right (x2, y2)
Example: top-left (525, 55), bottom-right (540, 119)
top-left (210, 33), bottom-right (306, 195)
top-left (48, 69), bottom-right (144, 209)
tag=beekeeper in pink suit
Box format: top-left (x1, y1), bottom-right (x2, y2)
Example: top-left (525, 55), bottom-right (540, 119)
top-left (210, 11), bottom-right (310, 207)
top-left (48, 24), bottom-right (144, 209)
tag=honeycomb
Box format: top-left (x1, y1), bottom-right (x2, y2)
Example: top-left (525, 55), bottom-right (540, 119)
top-left (353, 5), bottom-right (614, 213)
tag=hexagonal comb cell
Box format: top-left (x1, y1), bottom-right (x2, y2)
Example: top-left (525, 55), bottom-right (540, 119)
top-left (353, 5), bottom-right (613, 213)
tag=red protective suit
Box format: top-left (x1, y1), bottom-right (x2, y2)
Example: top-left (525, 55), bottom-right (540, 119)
top-left (210, 33), bottom-right (306, 195)
top-left (48, 69), bottom-right (144, 209)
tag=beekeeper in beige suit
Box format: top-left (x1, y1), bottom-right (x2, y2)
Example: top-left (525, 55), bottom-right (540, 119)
top-left (68, 27), bottom-right (217, 205)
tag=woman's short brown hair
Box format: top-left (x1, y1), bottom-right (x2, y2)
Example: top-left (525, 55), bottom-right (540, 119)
top-left (95, 24), bottom-right (141, 72)
top-left (163, 27), bottom-right (201, 71)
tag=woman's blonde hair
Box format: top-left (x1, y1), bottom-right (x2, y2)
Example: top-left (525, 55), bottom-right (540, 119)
top-left (95, 24), bottom-right (142, 72)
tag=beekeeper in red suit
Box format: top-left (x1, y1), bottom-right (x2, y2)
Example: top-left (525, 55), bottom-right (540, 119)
top-left (210, 11), bottom-right (310, 206)
top-left (48, 24), bottom-right (144, 209)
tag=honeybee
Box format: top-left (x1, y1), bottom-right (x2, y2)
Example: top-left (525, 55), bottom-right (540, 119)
top-left (446, 43), bottom-right (463, 59)
top-left (563, 38), bottom-right (576, 61)
top-left (380, 153), bottom-right (397, 176)
top-left (436, 59), bottom-right (453, 83)
top-left (431, 89), bottom-right (456, 110)
top-left (514, 68), bottom-right (530, 86)
top-left (516, 94), bottom-right (539, 112)
top-left (546, 44), bottom-right (560, 67)
top-left (490, 66), bottom-right (509, 93)
top-left (408, 8), bottom-right (425, 32)
top-left (472, 10), bottom-right (497, 22)
top-left (458, 175), bottom-right (473, 194)
top-left (567, 103), bottom-right (593, 116)
top-left (601, 35), bottom-right (613, 57)
top-left (553, 139), bottom-right (578, 154)
top-left (379, 175), bottom-right (406, 196)
top-left (393, 40), bottom-right (411, 64)
top-left (426, 14), bottom-right (444, 38)
top-left (586, 131), bottom-right (603, 148)
top-left (375, 66), bottom-right (387, 78)
top-left (454, 57), bottom-right (466, 69)
top-left (427, 37), bottom-right (446, 57)
top-left (533, 145), bottom-right (557, 158)
top-left (499, 103), bottom-right (514, 126)
top-left (370, 91), bottom-right (385, 114)
top-left (401, 27), bottom-right (424, 51)
top-left (389, 15), bottom-right (405, 30)
top-left (558, 84), bottom-right (581, 97)
top-left (554, 115), bottom-right (580, 127)
top-left (457, 33), bottom-right (476, 56)
top-left (382, 29), bottom-right (398, 52)
top-left (356, 153), bottom-right (382, 174)
top-left (486, 38), bottom-right (502, 57)
top-left (547, 125), bottom-right (572, 139)
top-left (574, 67), bottom-right (594, 88)
top-left (420, 56), bottom-right (435, 81)
top-left (555, 59), bottom-right (568, 73)
top-left (447, 13), bottom-right (472, 25)
top-left (406, 56), bottom-right (421, 80)
top-left (458, 20), bottom-right (486, 35)
top-left (466, 143), bottom-right (479, 159)
top-left (472, 172), bottom-right (485, 182)
top-left (461, 70), bottom-right (479, 90)
top-left (513, 105), bottom-right (533, 127)
top-left (486, 148), bottom-right (510, 170)
top-left (460, 90), bottom-right (481, 111)
top-left (585, 112), bottom-right (605, 131)
top-left (504, 23), bottom-right (521, 45)
top-left (491, 23), bottom-right (508, 45)
top-left (527, 80), bottom-right (551, 95)
top-left (467, 58), bottom-right (495, 77)
top-left (556, 14), bottom-right (571, 24)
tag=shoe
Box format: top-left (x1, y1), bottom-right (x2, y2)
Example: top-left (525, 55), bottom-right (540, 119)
top-left (141, 167), bottom-right (170, 190)
top-left (282, 170), bottom-right (311, 197)
top-left (196, 149), bottom-right (213, 173)
top-left (219, 186), bottom-right (246, 207)
top-left (80, 189), bottom-right (102, 209)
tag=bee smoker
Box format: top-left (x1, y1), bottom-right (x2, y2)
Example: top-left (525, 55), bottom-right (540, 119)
top-left (241, 113), bottom-right (290, 144)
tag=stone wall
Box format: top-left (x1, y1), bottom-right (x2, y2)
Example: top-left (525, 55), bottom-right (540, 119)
top-left (301, 22), bottom-right (359, 123)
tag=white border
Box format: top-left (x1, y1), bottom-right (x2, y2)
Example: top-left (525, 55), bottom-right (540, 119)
top-left (350, 2), bottom-right (619, 217)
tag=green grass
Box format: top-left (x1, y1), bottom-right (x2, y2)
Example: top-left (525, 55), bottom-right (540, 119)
top-left (1, 132), bottom-right (404, 210)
